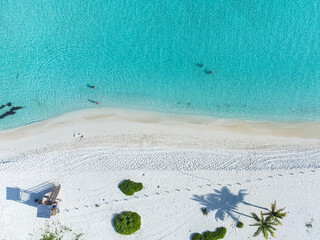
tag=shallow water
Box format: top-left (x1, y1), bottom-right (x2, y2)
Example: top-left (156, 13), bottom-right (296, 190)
top-left (1, 0), bottom-right (320, 130)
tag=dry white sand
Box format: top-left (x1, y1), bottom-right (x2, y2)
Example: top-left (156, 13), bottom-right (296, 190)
top-left (0, 108), bottom-right (319, 239)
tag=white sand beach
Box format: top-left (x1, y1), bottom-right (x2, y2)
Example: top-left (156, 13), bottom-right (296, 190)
top-left (0, 108), bottom-right (319, 239)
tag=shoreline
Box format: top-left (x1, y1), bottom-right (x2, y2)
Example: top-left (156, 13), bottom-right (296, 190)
top-left (1, 107), bottom-right (320, 161)
top-left (1, 107), bottom-right (320, 137)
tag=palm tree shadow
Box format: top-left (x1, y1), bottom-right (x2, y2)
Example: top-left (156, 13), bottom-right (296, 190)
top-left (192, 186), bottom-right (264, 222)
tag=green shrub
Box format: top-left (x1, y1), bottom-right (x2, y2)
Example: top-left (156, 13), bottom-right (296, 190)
top-left (113, 211), bottom-right (141, 235)
top-left (203, 231), bottom-right (216, 239)
top-left (118, 179), bottom-right (143, 196)
top-left (192, 233), bottom-right (206, 240)
top-left (236, 221), bottom-right (244, 228)
top-left (201, 207), bottom-right (208, 216)
top-left (214, 227), bottom-right (227, 239)
top-left (191, 227), bottom-right (227, 240)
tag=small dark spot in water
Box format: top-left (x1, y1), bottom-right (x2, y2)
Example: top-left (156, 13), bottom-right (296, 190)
top-left (195, 63), bottom-right (204, 68)
top-left (177, 102), bottom-right (180, 104)
top-left (16, 73), bottom-right (19, 79)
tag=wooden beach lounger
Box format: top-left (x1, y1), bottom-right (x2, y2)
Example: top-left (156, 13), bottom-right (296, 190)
top-left (42, 183), bottom-right (61, 216)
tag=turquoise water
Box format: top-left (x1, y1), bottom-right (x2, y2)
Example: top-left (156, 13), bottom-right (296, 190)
top-left (1, 0), bottom-right (320, 130)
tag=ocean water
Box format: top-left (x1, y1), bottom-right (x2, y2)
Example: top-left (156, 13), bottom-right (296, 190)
top-left (1, 0), bottom-right (320, 130)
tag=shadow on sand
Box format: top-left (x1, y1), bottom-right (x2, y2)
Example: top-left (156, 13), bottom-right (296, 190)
top-left (6, 182), bottom-right (54, 218)
top-left (191, 186), bottom-right (267, 222)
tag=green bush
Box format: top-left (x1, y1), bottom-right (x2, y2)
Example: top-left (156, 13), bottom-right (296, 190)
top-left (201, 207), bottom-right (208, 216)
top-left (118, 179), bottom-right (143, 196)
top-left (192, 233), bottom-right (206, 240)
top-left (191, 227), bottom-right (227, 240)
top-left (113, 211), bottom-right (141, 235)
top-left (214, 227), bottom-right (227, 239)
top-left (236, 221), bottom-right (244, 228)
top-left (203, 231), bottom-right (216, 239)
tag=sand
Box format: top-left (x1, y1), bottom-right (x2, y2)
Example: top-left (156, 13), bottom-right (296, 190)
top-left (0, 108), bottom-right (319, 239)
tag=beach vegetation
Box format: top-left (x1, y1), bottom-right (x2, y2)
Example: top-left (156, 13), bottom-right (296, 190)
top-left (305, 219), bottom-right (314, 229)
top-left (201, 207), bottom-right (208, 216)
top-left (113, 211), bottom-right (141, 235)
top-left (250, 212), bottom-right (277, 239)
top-left (236, 221), bottom-right (244, 228)
top-left (191, 227), bottom-right (227, 240)
top-left (118, 179), bottom-right (143, 196)
top-left (40, 222), bottom-right (84, 240)
top-left (192, 233), bottom-right (206, 240)
top-left (263, 201), bottom-right (287, 225)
